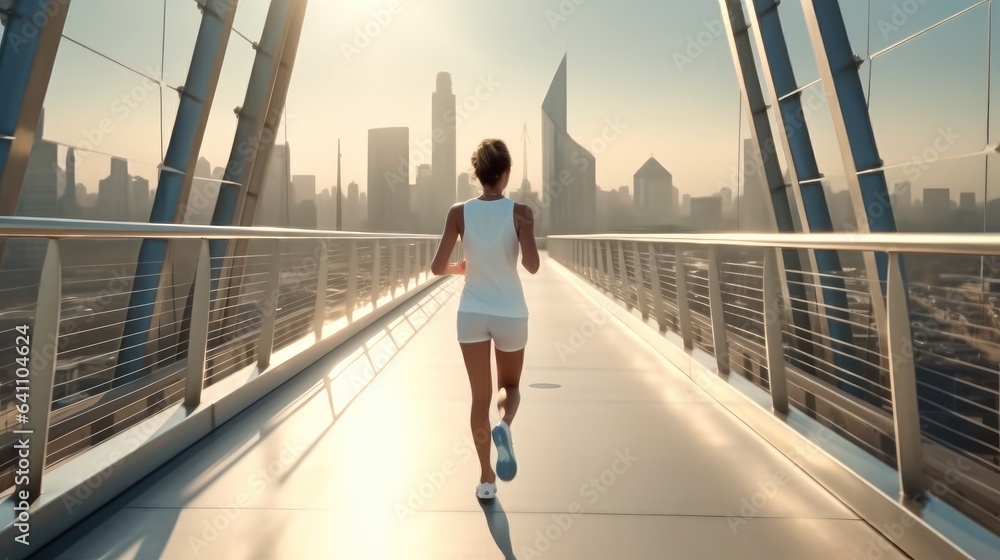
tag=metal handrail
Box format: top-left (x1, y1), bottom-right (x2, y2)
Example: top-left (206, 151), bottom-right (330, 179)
top-left (0, 220), bottom-right (446, 510)
top-left (549, 235), bottom-right (1000, 539)
top-left (551, 232), bottom-right (1000, 256)
top-left (0, 216), bottom-right (439, 240)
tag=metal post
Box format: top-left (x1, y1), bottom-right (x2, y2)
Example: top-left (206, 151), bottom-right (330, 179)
top-left (402, 241), bottom-right (411, 293)
top-left (388, 240), bottom-right (398, 299)
top-left (257, 239), bottom-right (281, 369)
top-left (675, 246), bottom-right (694, 350)
top-left (424, 239), bottom-right (431, 280)
top-left (649, 244), bottom-right (666, 332)
top-left (371, 240), bottom-right (381, 310)
top-left (604, 241), bottom-right (615, 293)
top-left (707, 246), bottom-right (731, 375)
top-left (186, 240), bottom-right (211, 408)
top-left (595, 242), bottom-right (604, 288)
top-left (764, 248), bottom-right (789, 414)
top-left (17, 239), bottom-right (61, 502)
top-left (617, 241), bottom-right (633, 310)
top-left (314, 239), bottom-right (328, 339)
top-left (346, 239), bottom-right (358, 322)
top-left (633, 242), bottom-right (650, 319)
top-left (886, 252), bottom-right (925, 498)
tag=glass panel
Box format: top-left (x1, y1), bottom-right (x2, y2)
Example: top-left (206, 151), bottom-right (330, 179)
top-left (868, 6), bottom-right (989, 167)
top-left (40, 39), bottom-right (163, 167)
top-left (885, 154), bottom-right (987, 233)
top-left (163, 0), bottom-right (203, 89)
top-left (198, 33), bottom-right (255, 180)
top-left (63, 0), bottom-right (165, 78)
top-left (233, 0), bottom-right (270, 40)
top-left (869, 0), bottom-right (983, 54)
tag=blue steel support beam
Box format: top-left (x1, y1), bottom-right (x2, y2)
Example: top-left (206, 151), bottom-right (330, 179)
top-left (799, 0), bottom-right (895, 383)
top-left (211, 0), bottom-right (307, 336)
top-left (115, 0), bottom-right (238, 385)
top-left (718, 0), bottom-right (820, 367)
top-left (799, 0), bottom-right (897, 280)
top-left (0, 0), bottom-right (71, 266)
top-left (208, 0), bottom-right (293, 293)
top-left (749, 0), bottom-right (875, 398)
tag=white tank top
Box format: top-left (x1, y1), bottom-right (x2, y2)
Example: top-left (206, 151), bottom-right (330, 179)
top-left (458, 197), bottom-right (529, 318)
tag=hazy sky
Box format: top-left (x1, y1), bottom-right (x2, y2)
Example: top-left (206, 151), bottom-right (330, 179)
top-left (34, 0), bottom-right (996, 211)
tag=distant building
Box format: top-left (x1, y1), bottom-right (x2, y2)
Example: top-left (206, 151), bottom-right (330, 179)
top-left (258, 144), bottom-right (291, 227)
top-left (432, 72), bottom-right (457, 217)
top-left (632, 156), bottom-right (676, 228)
top-left (690, 196), bottom-right (723, 231)
top-left (959, 192), bottom-right (976, 212)
top-left (291, 174), bottom-right (318, 229)
top-left (58, 148), bottom-right (81, 218)
top-left (414, 163), bottom-right (435, 232)
top-left (129, 176), bottom-right (151, 221)
top-left (681, 194), bottom-right (691, 216)
top-left (368, 127), bottom-right (411, 232)
top-left (98, 158), bottom-right (131, 221)
top-left (345, 181), bottom-right (361, 231)
top-left (542, 54), bottom-right (596, 234)
top-left (456, 172), bottom-right (472, 201)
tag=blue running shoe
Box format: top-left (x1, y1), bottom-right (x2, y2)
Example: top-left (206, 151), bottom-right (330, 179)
top-left (492, 421), bottom-right (517, 481)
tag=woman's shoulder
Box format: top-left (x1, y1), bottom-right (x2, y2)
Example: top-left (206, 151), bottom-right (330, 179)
top-left (512, 203), bottom-right (534, 219)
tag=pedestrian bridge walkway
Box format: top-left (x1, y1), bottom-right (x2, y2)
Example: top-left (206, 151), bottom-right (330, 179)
top-left (32, 257), bottom-right (908, 560)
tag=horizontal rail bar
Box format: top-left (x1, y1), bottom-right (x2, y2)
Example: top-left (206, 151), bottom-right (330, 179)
top-left (0, 216), bottom-right (439, 240)
top-left (552, 232), bottom-right (1000, 256)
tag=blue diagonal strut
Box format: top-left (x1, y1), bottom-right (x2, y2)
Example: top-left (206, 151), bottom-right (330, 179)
top-left (115, 3), bottom-right (237, 385)
top-left (752, 0), bottom-right (876, 399)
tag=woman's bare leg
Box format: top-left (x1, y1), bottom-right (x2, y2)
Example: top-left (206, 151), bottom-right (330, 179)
top-left (461, 341), bottom-right (495, 484)
top-left (495, 347), bottom-right (524, 426)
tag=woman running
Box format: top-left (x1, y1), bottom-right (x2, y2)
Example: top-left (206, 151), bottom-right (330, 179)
top-left (431, 138), bottom-right (540, 500)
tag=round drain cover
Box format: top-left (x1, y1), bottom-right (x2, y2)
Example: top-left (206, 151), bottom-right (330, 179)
top-left (529, 383), bottom-right (562, 389)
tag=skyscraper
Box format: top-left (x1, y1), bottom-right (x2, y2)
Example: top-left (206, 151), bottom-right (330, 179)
top-left (432, 72), bottom-right (457, 212)
top-left (368, 127), bottom-right (410, 232)
top-left (58, 148), bottom-right (81, 218)
top-left (414, 163), bottom-right (435, 232)
top-left (633, 156), bottom-right (676, 229)
top-left (542, 54), bottom-right (596, 234)
top-left (98, 157), bottom-right (131, 221)
top-left (346, 181), bottom-right (361, 230)
top-left (129, 176), bottom-right (151, 221)
top-left (258, 144), bottom-right (291, 227)
top-left (690, 196), bottom-right (723, 230)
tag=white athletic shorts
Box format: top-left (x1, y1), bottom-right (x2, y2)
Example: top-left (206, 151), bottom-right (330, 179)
top-left (456, 312), bottom-right (529, 352)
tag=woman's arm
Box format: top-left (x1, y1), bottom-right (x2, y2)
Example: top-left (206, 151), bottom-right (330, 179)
top-left (431, 204), bottom-right (465, 276)
top-left (515, 204), bottom-right (540, 274)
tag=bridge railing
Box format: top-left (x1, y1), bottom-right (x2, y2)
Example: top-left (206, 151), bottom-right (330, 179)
top-left (550, 233), bottom-right (1000, 538)
top-left (0, 216), bottom-right (442, 508)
